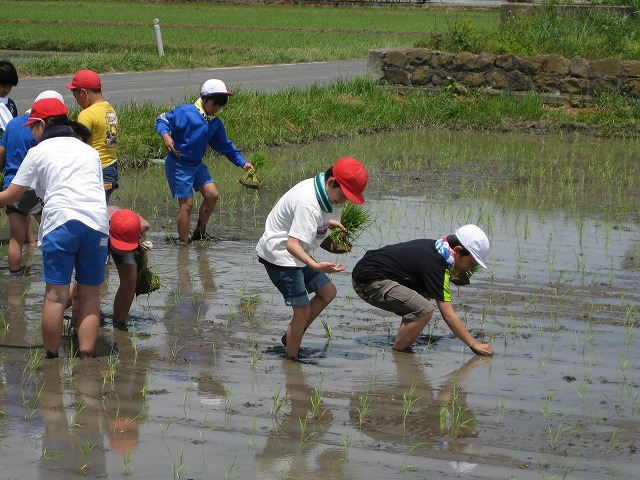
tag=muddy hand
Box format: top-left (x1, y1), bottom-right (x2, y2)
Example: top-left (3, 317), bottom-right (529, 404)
top-left (469, 343), bottom-right (494, 356)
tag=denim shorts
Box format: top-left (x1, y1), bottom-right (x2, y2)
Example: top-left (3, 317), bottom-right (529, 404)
top-left (352, 279), bottom-right (435, 322)
top-left (262, 262), bottom-right (331, 307)
top-left (165, 157), bottom-right (214, 198)
top-left (41, 220), bottom-right (109, 286)
top-left (5, 188), bottom-right (43, 216)
top-left (103, 162), bottom-right (119, 202)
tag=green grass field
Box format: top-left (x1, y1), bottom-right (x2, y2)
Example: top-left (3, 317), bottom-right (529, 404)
top-left (0, 0), bottom-right (499, 75)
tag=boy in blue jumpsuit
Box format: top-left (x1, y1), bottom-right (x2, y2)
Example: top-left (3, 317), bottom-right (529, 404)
top-left (155, 79), bottom-right (253, 245)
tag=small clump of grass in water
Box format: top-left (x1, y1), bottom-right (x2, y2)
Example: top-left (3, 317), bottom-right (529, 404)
top-left (321, 203), bottom-right (373, 254)
top-left (239, 151), bottom-right (268, 190)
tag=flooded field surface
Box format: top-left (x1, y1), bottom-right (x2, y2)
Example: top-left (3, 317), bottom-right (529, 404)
top-left (0, 129), bottom-right (638, 479)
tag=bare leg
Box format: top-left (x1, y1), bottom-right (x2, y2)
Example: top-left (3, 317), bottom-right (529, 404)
top-left (393, 311), bottom-right (433, 351)
top-left (285, 282), bottom-right (337, 359)
top-left (42, 284), bottom-right (71, 356)
top-left (7, 213), bottom-right (30, 272)
top-left (193, 182), bottom-right (219, 236)
top-left (74, 283), bottom-right (101, 355)
top-left (113, 262), bottom-right (137, 326)
top-left (176, 197), bottom-right (194, 244)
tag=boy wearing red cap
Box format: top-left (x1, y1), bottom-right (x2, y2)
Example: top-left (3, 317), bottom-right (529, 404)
top-left (0, 98), bottom-right (109, 358)
top-left (351, 224), bottom-right (494, 356)
top-left (256, 157), bottom-right (368, 361)
top-left (155, 79), bottom-right (253, 245)
top-left (66, 69), bottom-right (119, 203)
top-left (107, 206), bottom-right (151, 326)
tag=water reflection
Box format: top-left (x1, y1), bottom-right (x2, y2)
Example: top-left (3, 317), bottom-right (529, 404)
top-left (350, 352), bottom-right (491, 452)
top-left (254, 361), bottom-right (348, 480)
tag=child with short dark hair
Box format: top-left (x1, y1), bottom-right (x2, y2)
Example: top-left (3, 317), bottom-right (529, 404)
top-left (256, 157), bottom-right (368, 361)
top-left (155, 79), bottom-right (253, 245)
top-left (0, 60), bottom-right (19, 133)
top-left (352, 224), bottom-right (494, 356)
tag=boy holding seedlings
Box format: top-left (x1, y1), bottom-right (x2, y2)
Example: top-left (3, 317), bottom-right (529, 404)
top-left (0, 98), bottom-right (109, 358)
top-left (155, 79), bottom-right (253, 245)
top-left (256, 157), bottom-right (368, 361)
top-left (107, 206), bottom-right (152, 327)
top-left (351, 224), bottom-right (494, 356)
top-left (65, 69), bottom-right (119, 202)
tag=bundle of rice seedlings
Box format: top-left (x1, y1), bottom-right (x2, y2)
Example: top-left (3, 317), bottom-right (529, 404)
top-left (450, 264), bottom-right (480, 286)
top-left (240, 151), bottom-right (267, 189)
top-left (320, 203), bottom-right (372, 254)
top-left (135, 252), bottom-right (161, 296)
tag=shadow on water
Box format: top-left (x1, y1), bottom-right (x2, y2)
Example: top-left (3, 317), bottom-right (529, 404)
top-left (0, 128), bottom-right (639, 479)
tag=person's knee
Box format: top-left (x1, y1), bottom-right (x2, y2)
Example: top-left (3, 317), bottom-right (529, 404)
top-left (316, 282), bottom-right (337, 304)
top-left (178, 198), bottom-right (194, 211)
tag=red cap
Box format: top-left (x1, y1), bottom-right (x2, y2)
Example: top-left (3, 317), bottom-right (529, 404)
top-left (109, 209), bottom-right (141, 251)
top-left (23, 98), bottom-right (68, 126)
top-left (65, 69), bottom-right (102, 90)
top-left (332, 157), bottom-right (368, 204)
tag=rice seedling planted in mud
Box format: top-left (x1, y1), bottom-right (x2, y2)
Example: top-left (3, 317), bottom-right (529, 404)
top-left (320, 203), bottom-right (373, 254)
top-left (310, 376), bottom-right (327, 420)
top-left (270, 387), bottom-right (290, 418)
top-left (402, 381), bottom-right (420, 430)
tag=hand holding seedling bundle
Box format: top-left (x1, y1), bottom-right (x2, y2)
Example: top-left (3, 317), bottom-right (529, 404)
top-left (240, 151), bottom-right (267, 189)
top-left (321, 203), bottom-right (373, 254)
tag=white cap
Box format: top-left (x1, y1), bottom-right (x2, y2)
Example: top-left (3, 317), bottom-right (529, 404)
top-left (201, 79), bottom-right (232, 96)
top-left (455, 224), bottom-right (490, 268)
top-left (35, 90), bottom-right (65, 104)
top-left (25, 90), bottom-right (65, 115)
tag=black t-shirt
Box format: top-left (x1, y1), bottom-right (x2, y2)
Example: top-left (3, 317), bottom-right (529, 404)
top-left (352, 239), bottom-right (451, 302)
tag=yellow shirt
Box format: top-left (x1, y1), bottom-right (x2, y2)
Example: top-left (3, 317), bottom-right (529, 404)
top-left (78, 101), bottom-right (118, 168)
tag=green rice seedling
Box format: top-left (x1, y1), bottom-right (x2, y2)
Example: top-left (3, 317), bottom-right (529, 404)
top-left (140, 372), bottom-right (154, 399)
top-left (249, 338), bottom-right (263, 369)
top-left (24, 348), bottom-right (42, 381)
top-left (402, 381), bottom-right (420, 430)
top-left (70, 397), bottom-right (87, 427)
top-left (101, 351), bottom-right (119, 393)
top-left (356, 392), bottom-right (372, 429)
top-left (310, 376), bottom-right (326, 420)
top-left (41, 447), bottom-right (64, 459)
top-left (400, 441), bottom-right (426, 473)
top-left (440, 387), bottom-right (474, 438)
top-left (342, 435), bottom-right (351, 462)
top-left (320, 203), bottom-right (373, 254)
top-left (240, 151), bottom-right (267, 189)
top-left (24, 380), bottom-right (45, 419)
top-left (159, 414), bottom-right (174, 436)
top-left (298, 417), bottom-right (318, 451)
top-left (270, 387), bottom-right (290, 418)
top-left (172, 449), bottom-right (190, 480)
top-left (80, 439), bottom-right (96, 473)
top-left (321, 319), bottom-right (332, 339)
top-left (171, 338), bottom-right (180, 360)
top-left (547, 411), bottom-right (572, 450)
top-left (225, 455), bottom-right (239, 479)
top-left (122, 451), bottom-right (133, 477)
top-left (0, 312), bottom-right (8, 332)
top-left (494, 397), bottom-right (505, 425)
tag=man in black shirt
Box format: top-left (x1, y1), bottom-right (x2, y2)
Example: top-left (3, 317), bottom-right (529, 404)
top-left (352, 224), bottom-right (493, 355)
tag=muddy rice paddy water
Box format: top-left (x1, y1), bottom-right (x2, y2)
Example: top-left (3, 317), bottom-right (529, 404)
top-left (0, 128), bottom-right (638, 480)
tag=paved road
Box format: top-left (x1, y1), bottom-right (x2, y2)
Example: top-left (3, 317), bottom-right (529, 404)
top-left (11, 59), bottom-right (368, 111)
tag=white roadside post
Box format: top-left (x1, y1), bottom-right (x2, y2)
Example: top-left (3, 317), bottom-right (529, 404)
top-left (154, 18), bottom-right (164, 57)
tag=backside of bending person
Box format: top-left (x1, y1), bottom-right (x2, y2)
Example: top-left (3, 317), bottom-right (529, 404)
top-left (0, 98), bottom-right (109, 358)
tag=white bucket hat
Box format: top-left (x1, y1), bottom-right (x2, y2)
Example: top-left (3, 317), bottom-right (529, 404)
top-left (455, 224), bottom-right (490, 268)
top-left (201, 79), bottom-right (232, 96)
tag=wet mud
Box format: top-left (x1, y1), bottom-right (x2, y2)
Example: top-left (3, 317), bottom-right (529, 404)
top-left (0, 129), bottom-right (638, 479)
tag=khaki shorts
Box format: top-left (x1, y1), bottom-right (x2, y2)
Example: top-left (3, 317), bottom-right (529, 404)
top-left (5, 188), bottom-right (43, 216)
top-left (352, 279), bottom-right (435, 322)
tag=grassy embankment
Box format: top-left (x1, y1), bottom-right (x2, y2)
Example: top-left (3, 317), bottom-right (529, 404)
top-left (1, 1), bottom-right (639, 168)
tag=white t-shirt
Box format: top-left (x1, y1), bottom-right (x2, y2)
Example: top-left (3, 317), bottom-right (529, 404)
top-left (256, 177), bottom-right (331, 267)
top-left (13, 135), bottom-right (109, 244)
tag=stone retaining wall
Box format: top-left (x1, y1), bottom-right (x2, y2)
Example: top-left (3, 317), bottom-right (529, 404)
top-left (368, 48), bottom-right (640, 100)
